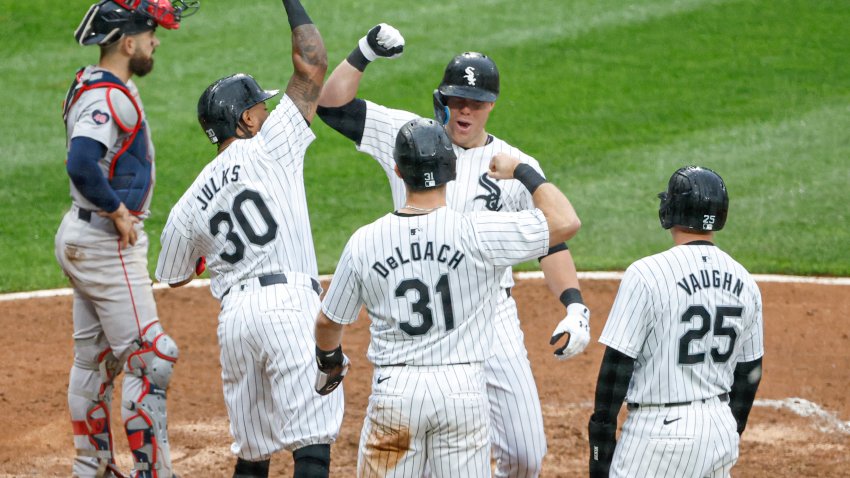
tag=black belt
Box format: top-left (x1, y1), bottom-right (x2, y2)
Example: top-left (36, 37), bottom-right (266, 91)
top-left (78, 208), bottom-right (93, 222)
top-left (627, 393), bottom-right (729, 411)
top-left (221, 273), bottom-right (321, 299)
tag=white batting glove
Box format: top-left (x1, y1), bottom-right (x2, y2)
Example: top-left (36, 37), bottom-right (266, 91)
top-left (550, 303), bottom-right (591, 360)
top-left (359, 23), bottom-right (405, 61)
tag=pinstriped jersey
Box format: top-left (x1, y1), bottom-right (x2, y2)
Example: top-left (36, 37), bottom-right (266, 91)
top-left (599, 242), bottom-right (764, 404)
top-left (322, 207), bottom-right (550, 366)
top-left (155, 94), bottom-right (317, 298)
top-left (356, 100), bottom-right (545, 290)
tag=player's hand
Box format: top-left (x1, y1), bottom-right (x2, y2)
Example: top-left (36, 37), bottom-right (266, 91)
top-left (195, 256), bottom-right (206, 276)
top-left (588, 413), bottom-right (617, 478)
top-left (550, 303), bottom-right (590, 360)
top-left (488, 153), bottom-right (521, 180)
top-left (359, 23), bottom-right (404, 61)
top-left (315, 345), bottom-right (350, 395)
top-left (100, 203), bottom-right (139, 249)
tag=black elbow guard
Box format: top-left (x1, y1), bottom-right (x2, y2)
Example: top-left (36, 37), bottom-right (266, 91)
top-left (316, 98), bottom-right (367, 144)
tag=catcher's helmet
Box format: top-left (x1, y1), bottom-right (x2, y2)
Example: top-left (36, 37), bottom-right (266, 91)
top-left (394, 118), bottom-right (457, 190)
top-left (75, 0), bottom-right (199, 46)
top-left (197, 73), bottom-right (279, 145)
top-left (658, 166), bottom-right (729, 231)
top-left (433, 52), bottom-right (499, 124)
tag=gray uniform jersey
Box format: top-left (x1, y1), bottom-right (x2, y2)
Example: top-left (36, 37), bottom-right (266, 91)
top-left (322, 207), bottom-right (549, 366)
top-left (357, 100), bottom-right (544, 290)
top-left (65, 66), bottom-right (155, 217)
top-left (600, 243), bottom-right (764, 404)
top-left (155, 94), bottom-right (317, 297)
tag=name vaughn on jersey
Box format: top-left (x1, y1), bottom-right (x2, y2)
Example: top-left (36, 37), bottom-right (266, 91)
top-left (677, 268), bottom-right (745, 297)
top-left (371, 239), bottom-right (465, 278)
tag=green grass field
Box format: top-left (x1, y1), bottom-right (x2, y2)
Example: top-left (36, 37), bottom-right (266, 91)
top-left (1, 0), bottom-right (848, 292)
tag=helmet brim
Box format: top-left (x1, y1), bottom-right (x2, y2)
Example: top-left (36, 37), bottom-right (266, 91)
top-left (438, 85), bottom-right (497, 103)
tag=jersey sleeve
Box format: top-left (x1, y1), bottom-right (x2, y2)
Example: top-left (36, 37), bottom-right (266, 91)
top-left (737, 284), bottom-right (765, 362)
top-left (155, 199), bottom-right (201, 284)
top-left (356, 100), bottom-right (420, 173)
top-left (69, 88), bottom-right (121, 149)
top-left (321, 239), bottom-right (364, 325)
top-left (260, 93), bottom-right (316, 168)
top-left (599, 264), bottom-right (654, 358)
top-left (469, 210), bottom-right (550, 266)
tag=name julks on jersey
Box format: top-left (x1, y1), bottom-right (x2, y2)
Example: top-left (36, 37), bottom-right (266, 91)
top-left (195, 165), bottom-right (242, 211)
top-left (677, 268), bottom-right (745, 297)
top-left (371, 241), bottom-right (465, 279)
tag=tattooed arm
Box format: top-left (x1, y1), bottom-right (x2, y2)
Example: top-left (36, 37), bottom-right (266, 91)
top-left (282, 0), bottom-right (327, 122)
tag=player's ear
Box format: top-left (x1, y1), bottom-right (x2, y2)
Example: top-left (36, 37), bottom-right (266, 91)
top-left (394, 165), bottom-right (403, 179)
top-left (120, 35), bottom-right (136, 56)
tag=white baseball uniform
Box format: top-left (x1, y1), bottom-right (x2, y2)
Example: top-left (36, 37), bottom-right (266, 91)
top-left (55, 65), bottom-right (177, 478)
top-left (321, 206), bottom-right (550, 477)
top-left (155, 93), bottom-right (344, 460)
top-left (353, 100), bottom-right (548, 476)
top-left (599, 242), bottom-right (764, 478)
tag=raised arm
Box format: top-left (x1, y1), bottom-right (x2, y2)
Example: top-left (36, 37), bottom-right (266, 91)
top-left (318, 23), bottom-right (404, 108)
top-left (488, 153), bottom-right (581, 244)
top-left (281, 0), bottom-right (327, 122)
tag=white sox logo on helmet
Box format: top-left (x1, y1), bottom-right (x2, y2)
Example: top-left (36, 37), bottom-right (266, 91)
top-left (464, 66), bottom-right (476, 86)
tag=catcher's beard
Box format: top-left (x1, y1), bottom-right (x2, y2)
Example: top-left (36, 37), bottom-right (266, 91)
top-left (130, 54), bottom-right (154, 77)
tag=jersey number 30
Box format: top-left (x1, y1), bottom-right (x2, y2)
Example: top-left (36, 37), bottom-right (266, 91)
top-left (395, 274), bottom-right (455, 336)
top-left (678, 305), bottom-right (741, 365)
top-left (209, 190), bottom-right (278, 264)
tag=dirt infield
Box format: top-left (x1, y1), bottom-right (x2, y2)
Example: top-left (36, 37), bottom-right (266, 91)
top-left (2, 278), bottom-right (848, 477)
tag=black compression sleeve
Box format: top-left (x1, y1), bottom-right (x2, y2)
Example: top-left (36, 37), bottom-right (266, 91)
top-left (729, 357), bottom-right (763, 435)
top-left (281, 0), bottom-right (312, 30)
top-left (592, 346), bottom-right (635, 422)
top-left (316, 99), bottom-right (367, 144)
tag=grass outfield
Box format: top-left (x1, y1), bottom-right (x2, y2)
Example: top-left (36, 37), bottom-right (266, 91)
top-left (1, 0), bottom-right (848, 292)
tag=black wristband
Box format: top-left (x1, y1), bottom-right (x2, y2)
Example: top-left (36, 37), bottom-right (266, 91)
top-left (315, 345), bottom-right (343, 369)
top-left (282, 0), bottom-right (313, 30)
top-left (346, 46), bottom-right (371, 72)
top-left (513, 163), bottom-right (548, 194)
top-left (560, 288), bottom-right (584, 308)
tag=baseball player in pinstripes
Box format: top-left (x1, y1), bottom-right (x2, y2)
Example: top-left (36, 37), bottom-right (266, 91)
top-left (588, 166), bottom-right (764, 478)
top-left (55, 1), bottom-right (197, 476)
top-left (154, 2), bottom-right (343, 477)
top-left (313, 118), bottom-right (582, 477)
top-left (316, 24), bottom-right (591, 477)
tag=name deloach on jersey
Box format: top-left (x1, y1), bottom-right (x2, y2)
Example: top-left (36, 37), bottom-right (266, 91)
top-left (677, 268), bottom-right (745, 297)
top-left (195, 165), bottom-right (242, 210)
top-left (371, 240), bottom-right (466, 278)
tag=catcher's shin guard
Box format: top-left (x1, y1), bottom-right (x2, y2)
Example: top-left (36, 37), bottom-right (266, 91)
top-left (122, 321), bottom-right (179, 478)
top-left (69, 334), bottom-right (128, 478)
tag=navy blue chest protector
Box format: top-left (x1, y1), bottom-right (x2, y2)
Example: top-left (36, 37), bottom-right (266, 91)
top-left (63, 67), bottom-right (153, 214)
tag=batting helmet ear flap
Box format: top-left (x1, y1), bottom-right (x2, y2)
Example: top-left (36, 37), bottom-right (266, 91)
top-left (433, 89), bottom-right (449, 126)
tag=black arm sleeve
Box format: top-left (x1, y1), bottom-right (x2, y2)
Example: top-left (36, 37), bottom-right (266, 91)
top-left (592, 346), bottom-right (635, 422)
top-left (588, 346), bottom-right (635, 477)
top-left (729, 357), bottom-right (763, 435)
top-left (316, 98), bottom-right (367, 145)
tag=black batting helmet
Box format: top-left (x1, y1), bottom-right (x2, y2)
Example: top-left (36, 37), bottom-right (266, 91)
top-left (658, 166), bottom-right (729, 231)
top-left (433, 52), bottom-right (499, 124)
top-left (197, 73), bottom-right (279, 144)
top-left (394, 118), bottom-right (457, 190)
top-left (74, 0), bottom-right (198, 46)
